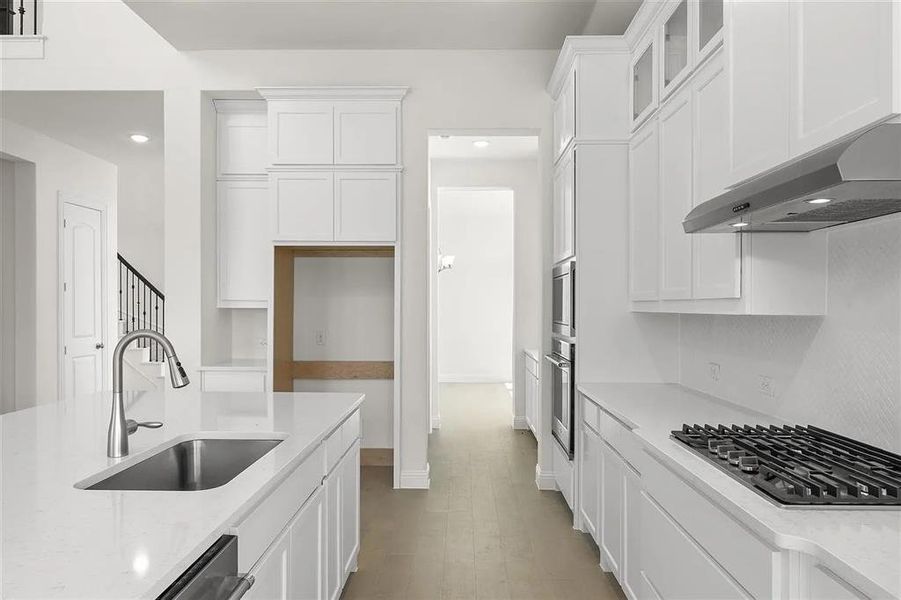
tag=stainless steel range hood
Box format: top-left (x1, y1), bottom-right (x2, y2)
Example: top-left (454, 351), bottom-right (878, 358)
top-left (683, 121), bottom-right (901, 233)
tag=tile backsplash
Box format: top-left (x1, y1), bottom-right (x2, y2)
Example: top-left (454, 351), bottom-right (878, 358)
top-left (680, 216), bottom-right (901, 453)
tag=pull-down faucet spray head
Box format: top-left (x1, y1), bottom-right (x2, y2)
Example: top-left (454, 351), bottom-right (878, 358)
top-left (108, 329), bottom-right (190, 458)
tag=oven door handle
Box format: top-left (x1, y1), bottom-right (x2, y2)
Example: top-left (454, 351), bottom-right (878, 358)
top-left (544, 354), bottom-right (571, 370)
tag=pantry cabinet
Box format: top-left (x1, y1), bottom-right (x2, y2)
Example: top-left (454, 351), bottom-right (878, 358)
top-left (553, 68), bottom-right (576, 160)
top-left (216, 104), bottom-right (268, 177)
top-left (628, 120), bottom-right (659, 301)
top-left (217, 179), bottom-right (271, 307)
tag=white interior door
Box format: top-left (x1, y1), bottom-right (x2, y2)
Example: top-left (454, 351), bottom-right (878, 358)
top-left (62, 202), bottom-right (104, 399)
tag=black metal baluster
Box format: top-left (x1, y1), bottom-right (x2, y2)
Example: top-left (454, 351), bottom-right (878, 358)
top-left (17, 0), bottom-right (23, 35)
top-left (32, 0), bottom-right (35, 35)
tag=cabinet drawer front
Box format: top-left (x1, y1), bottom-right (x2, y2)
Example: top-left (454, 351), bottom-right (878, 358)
top-left (598, 408), bottom-right (641, 472)
top-left (582, 395), bottom-right (600, 433)
top-left (201, 370), bottom-right (267, 393)
top-left (326, 409), bottom-right (362, 474)
top-left (236, 444), bottom-right (325, 571)
top-left (643, 454), bottom-right (779, 599)
top-left (641, 491), bottom-right (750, 600)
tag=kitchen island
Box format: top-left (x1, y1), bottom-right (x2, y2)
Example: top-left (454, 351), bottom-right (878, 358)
top-left (1, 389), bottom-right (363, 599)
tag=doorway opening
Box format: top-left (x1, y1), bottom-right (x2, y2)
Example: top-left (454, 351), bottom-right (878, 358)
top-left (427, 133), bottom-right (541, 446)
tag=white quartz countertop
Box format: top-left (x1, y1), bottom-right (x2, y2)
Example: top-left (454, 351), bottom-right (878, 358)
top-left (197, 358), bottom-right (268, 371)
top-left (578, 382), bottom-right (901, 600)
top-left (1, 389), bottom-right (363, 599)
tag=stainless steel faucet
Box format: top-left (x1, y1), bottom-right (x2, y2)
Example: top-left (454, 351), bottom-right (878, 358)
top-left (109, 329), bottom-right (190, 458)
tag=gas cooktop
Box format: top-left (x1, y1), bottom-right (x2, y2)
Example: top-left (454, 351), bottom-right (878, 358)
top-left (672, 424), bottom-right (901, 509)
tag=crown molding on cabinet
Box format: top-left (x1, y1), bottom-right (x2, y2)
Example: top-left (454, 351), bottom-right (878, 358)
top-left (212, 99), bottom-right (266, 113)
top-left (622, 0), bottom-right (668, 51)
top-left (547, 35), bottom-right (630, 97)
top-left (257, 86), bottom-right (409, 101)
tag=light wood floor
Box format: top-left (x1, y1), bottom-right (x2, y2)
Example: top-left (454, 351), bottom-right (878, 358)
top-left (341, 383), bottom-right (627, 600)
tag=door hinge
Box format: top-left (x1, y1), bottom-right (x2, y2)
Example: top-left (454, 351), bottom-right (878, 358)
top-left (63, 282), bottom-right (68, 292)
top-left (63, 219), bottom-right (67, 228)
top-left (64, 345), bottom-right (67, 355)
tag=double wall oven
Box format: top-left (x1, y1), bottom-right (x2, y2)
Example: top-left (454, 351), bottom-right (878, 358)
top-left (548, 257), bottom-right (576, 458)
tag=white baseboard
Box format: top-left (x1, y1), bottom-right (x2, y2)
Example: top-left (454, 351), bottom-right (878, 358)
top-left (399, 463), bottom-right (430, 489)
top-left (431, 414), bottom-right (441, 429)
top-left (512, 415), bottom-right (529, 430)
top-left (535, 464), bottom-right (557, 490)
top-left (438, 374), bottom-right (511, 384)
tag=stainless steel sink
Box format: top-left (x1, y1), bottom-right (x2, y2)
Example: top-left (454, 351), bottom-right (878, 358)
top-left (84, 438), bottom-right (283, 491)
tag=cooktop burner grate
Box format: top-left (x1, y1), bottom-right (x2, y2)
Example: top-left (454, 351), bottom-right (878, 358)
top-left (671, 424), bottom-right (901, 508)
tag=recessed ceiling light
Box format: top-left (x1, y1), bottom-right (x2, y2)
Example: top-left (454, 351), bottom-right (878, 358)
top-left (731, 222), bottom-right (749, 228)
top-left (473, 140), bottom-right (490, 149)
top-left (129, 133), bottom-right (150, 144)
top-left (806, 198), bottom-right (832, 204)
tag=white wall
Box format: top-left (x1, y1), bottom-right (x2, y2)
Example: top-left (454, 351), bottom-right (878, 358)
top-left (429, 157), bottom-right (543, 428)
top-left (117, 154), bottom-right (164, 287)
top-left (0, 118), bottom-right (118, 408)
top-left (0, 159), bottom-right (17, 413)
top-left (679, 215), bottom-right (901, 453)
top-left (437, 188), bottom-right (514, 383)
top-left (1, 0), bottom-right (556, 485)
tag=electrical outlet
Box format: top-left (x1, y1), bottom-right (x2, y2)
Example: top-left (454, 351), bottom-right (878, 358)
top-left (708, 362), bottom-right (721, 382)
top-left (314, 330), bottom-right (326, 346)
top-left (758, 375), bottom-right (775, 398)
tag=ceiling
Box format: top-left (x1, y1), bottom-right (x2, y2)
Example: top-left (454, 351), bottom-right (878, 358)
top-left (429, 135), bottom-right (539, 159)
top-left (122, 0), bottom-right (642, 50)
top-left (0, 91), bottom-right (163, 167)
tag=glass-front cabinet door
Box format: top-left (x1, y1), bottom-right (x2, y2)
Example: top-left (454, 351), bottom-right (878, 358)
top-left (663, 0), bottom-right (689, 94)
top-left (698, 0), bottom-right (724, 59)
top-left (632, 40), bottom-right (656, 126)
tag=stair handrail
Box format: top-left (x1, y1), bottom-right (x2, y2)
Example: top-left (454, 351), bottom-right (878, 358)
top-left (117, 254), bottom-right (165, 362)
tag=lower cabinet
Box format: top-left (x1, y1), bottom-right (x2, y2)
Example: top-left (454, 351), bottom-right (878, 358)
top-left (579, 425), bottom-right (600, 541)
top-left (242, 413), bottom-right (361, 600)
top-left (599, 440), bottom-right (624, 579)
top-left (524, 352), bottom-right (539, 436)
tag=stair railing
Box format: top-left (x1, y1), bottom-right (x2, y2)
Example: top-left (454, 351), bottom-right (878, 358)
top-left (117, 254), bottom-right (165, 362)
top-left (1, 0), bottom-right (38, 36)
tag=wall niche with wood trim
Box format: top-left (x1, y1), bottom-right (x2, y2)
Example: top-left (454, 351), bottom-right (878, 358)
top-left (273, 246), bottom-right (395, 457)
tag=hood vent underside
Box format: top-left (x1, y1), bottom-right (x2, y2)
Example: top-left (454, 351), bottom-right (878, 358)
top-left (684, 122), bottom-right (901, 233)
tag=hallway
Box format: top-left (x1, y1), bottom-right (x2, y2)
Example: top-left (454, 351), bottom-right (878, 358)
top-left (342, 383), bottom-right (627, 599)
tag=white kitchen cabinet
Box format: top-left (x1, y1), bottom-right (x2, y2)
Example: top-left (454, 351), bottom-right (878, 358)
top-left (691, 49), bottom-right (740, 300)
top-left (696, 0), bottom-right (724, 62)
top-left (339, 441), bottom-right (361, 579)
top-left (631, 35), bottom-right (657, 128)
top-left (267, 100), bottom-right (334, 165)
top-left (657, 87), bottom-right (693, 300)
top-left (628, 120), bottom-right (659, 301)
top-left (661, 0), bottom-right (690, 98)
top-left (599, 440), bottom-right (624, 578)
top-left (552, 150), bottom-right (575, 264)
top-left (218, 180), bottom-right (270, 307)
top-left (334, 171), bottom-right (397, 242)
top-left (554, 67), bottom-right (576, 160)
top-left (245, 527), bottom-right (291, 600)
top-left (334, 101), bottom-right (398, 165)
top-left (524, 353), bottom-right (539, 436)
top-left (788, 1), bottom-right (895, 157)
top-left (579, 423), bottom-right (600, 542)
top-left (271, 171), bottom-right (335, 242)
top-left (216, 103), bottom-right (268, 177)
top-left (640, 490), bottom-right (749, 600)
top-left (289, 486), bottom-right (327, 600)
top-left (726, 0), bottom-right (791, 186)
top-left (622, 464), bottom-right (642, 600)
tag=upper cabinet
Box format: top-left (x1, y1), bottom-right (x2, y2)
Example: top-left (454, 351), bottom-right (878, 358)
top-left (728, 0), bottom-right (898, 186)
top-left (631, 37), bottom-right (657, 128)
top-left (268, 100), bottom-right (335, 165)
top-left (216, 102), bottom-right (268, 177)
top-left (218, 179), bottom-right (270, 308)
top-left (550, 38), bottom-right (632, 163)
top-left (696, 0), bottom-right (724, 59)
top-left (661, 0), bottom-right (690, 98)
top-left (788, 1), bottom-right (895, 157)
top-left (553, 149), bottom-right (576, 264)
top-left (260, 88), bottom-right (406, 167)
top-left (334, 101), bottom-right (399, 165)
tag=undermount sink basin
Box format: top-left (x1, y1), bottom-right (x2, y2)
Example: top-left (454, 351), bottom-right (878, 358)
top-left (82, 437), bottom-right (283, 491)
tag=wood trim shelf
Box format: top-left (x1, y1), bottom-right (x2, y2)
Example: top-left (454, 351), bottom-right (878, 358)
top-left (290, 246), bottom-right (395, 258)
top-left (292, 361), bottom-right (394, 380)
